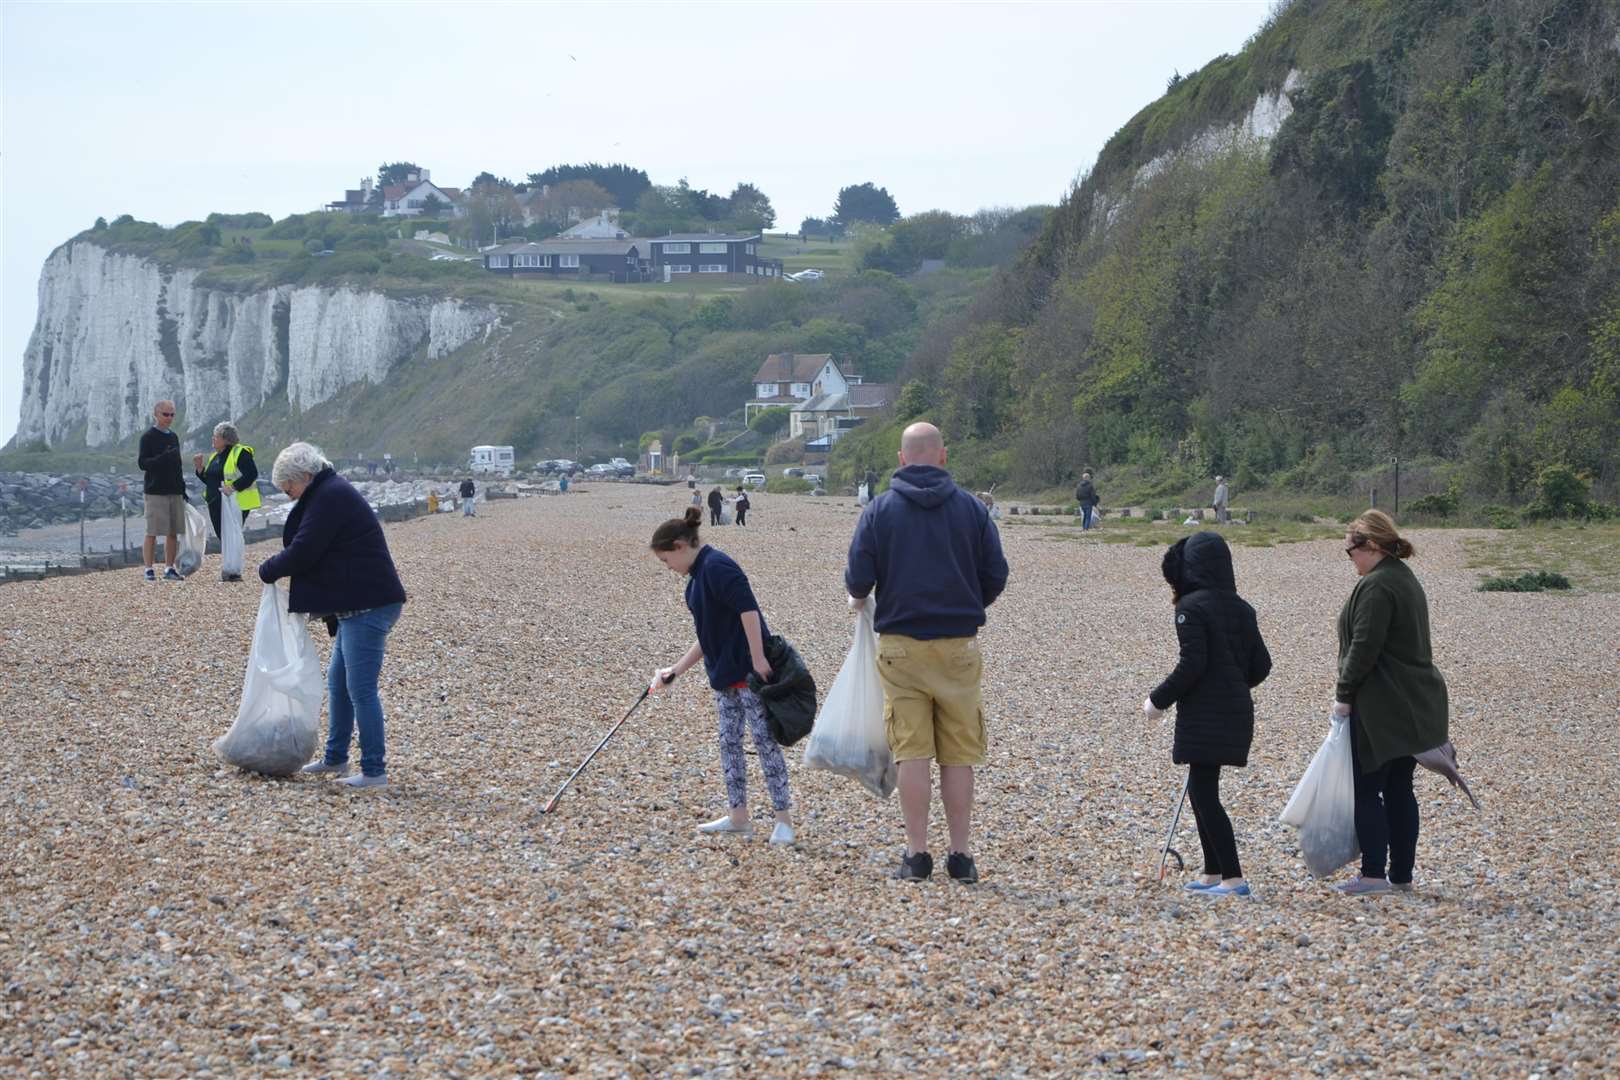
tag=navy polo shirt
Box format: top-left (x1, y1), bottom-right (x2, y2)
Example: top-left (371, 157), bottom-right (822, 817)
top-left (685, 545), bottom-right (767, 690)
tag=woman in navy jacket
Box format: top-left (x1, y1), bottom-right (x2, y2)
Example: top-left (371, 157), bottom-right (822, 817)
top-left (1143, 531), bottom-right (1272, 897)
top-left (259, 442), bottom-right (407, 789)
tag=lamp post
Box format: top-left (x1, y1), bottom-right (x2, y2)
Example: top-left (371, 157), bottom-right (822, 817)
top-left (574, 416), bottom-right (581, 462)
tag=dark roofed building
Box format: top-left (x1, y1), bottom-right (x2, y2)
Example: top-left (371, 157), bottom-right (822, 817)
top-left (649, 233), bottom-right (782, 279)
top-left (482, 239), bottom-right (653, 283)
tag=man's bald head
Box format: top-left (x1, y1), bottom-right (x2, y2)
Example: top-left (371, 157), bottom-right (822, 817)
top-left (898, 422), bottom-right (946, 468)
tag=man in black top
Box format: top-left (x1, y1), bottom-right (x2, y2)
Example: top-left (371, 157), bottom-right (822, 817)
top-left (459, 477), bottom-right (476, 517)
top-left (137, 399), bottom-right (187, 581)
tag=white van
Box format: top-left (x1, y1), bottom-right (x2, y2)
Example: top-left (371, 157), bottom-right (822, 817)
top-left (468, 445), bottom-right (515, 476)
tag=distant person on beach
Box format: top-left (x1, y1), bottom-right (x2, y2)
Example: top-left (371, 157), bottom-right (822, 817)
top-left (1144, 531), bottom-right (1272, 898)
top-left (1332, 510), bottom-right (1449, 896)
top-left (260, 442), bottom-right (407, 790)
top-left (193, 423), bottom-right (259, 581)
top-left (138, 399), bottom-right (186, 582)
top-left (648, 506), bottom-right (794, 845)
top-left (846, 421), bottom-right (1009, 883)
top-left (1213, 476), bottom-right (1230, 524)
top-left (1075, 470), bottom-right (1100, 530)
top-left (733, 486), bottom-right (750, 527)
top-left (459, 477), bottom-right (476, 517)
top-left (708, 485), bottom-right (724, 526)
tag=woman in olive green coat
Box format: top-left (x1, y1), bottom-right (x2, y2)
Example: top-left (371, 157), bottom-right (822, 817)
top-left (1331, 509), bottom-right (1449, 896)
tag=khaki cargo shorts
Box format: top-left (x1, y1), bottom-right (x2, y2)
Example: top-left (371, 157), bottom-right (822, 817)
top-left (144, 494), bottom-right (185, 537)
top-left (876, 633), bottom-right (987, 766)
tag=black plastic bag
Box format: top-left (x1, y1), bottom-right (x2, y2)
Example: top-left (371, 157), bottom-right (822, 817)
top-left (747, 634), bottom-right (817, 746)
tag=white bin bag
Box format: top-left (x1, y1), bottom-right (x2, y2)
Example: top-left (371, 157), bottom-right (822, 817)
top-left (220, 489), bottom-right (245, 578)
top-left (176, 500), bottom-right (210, 577)
top-left (803, 605), bottom-right (896, 799)
top-left (213, 584), bottom-right (323, 777)
top-left (1280, 714), bottom-right (1361, 878)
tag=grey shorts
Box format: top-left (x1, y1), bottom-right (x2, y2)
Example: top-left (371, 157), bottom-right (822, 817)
top-left (144, 493), bottom-right (185, 536)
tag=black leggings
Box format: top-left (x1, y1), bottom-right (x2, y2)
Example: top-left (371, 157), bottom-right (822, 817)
top-left (710, 507), bottom-right (722, 525)
top-left (1186, 763), bottom-right (1242, 880)
top-left (1350, 719), bottom-right (1419, 883)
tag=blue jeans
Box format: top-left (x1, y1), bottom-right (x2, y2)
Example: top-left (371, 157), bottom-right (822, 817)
top-left (324, 603), bottom-right (403, 776)
top-left (1081, 505), bottom-right (1094, 530)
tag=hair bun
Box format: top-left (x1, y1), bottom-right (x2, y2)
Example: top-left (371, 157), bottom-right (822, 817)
top-left (683, 506), bottom-right (703, 527)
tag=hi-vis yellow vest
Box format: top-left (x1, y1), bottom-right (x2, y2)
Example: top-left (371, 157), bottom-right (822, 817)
top-left (208, 444), bottom-right (262, 511)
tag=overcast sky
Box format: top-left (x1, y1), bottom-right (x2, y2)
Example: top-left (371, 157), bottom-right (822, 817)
top-left (1, 0), bottom-right (1271, 448)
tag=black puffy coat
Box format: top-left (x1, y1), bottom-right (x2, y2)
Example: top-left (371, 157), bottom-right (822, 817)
top-left (747, 635), bottom-right (817, 746)
top-left (1148, 532), bottom-right (1272, 766)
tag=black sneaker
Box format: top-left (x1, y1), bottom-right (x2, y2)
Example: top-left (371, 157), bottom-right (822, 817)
top-left (895, 850), bottom-right (933, 881)
top-left (946, 852), bottom-right (979, 884)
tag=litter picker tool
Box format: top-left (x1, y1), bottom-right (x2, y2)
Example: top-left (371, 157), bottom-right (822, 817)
top-left (1156, 776), bottom-right (1189, 882)
top-left (541, 675), bottom-right (670, 815)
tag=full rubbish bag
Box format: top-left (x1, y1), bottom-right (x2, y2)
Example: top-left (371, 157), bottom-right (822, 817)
top-left (747, 634), bottom-right (818, 746)
top-left (1279, 714), bottom-right (1360, 878)
top-left (176, 500), bottom-right (209, 577)
top-left (219, 489), bottom-right (245, 578)
top-left (213, 584), bottom-right (323, 776)
top-left (803, 604), bottom-right (896, 798)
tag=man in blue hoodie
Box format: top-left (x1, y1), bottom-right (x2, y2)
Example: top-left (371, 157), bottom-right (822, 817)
top-left (845, 422), bottom-right (1009, 883)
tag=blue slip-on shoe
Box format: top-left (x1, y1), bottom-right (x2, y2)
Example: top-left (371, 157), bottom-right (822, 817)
top-left (1200, 882), bottom-right (1253, 898)
top-left (1183, 880), bottom-right (1218, 892)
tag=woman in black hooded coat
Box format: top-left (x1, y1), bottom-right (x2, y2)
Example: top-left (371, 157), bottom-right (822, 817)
top-left (1143, 531), bottom-right (1272, 897)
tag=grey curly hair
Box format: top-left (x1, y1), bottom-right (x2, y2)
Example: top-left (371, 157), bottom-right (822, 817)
top-left (212, 422), bottom-right (240, 445)
top-left (271, 442), bottom-right (332, 488)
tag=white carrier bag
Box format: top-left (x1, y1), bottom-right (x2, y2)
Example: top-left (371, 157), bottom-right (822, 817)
top-left (176, 500), bottom-right (210, 577)
top-left (214, 584), bottom-right (324, 776)
top-left (1280, 713), bottom-right (1361, 878)
top-left (803, 604), bottom-right (896, 798)
top-left (219, 489), bottom-right (245, 577)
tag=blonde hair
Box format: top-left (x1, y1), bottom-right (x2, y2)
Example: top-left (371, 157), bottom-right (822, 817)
top-left (1349, 509), bottom-right (1416, 559)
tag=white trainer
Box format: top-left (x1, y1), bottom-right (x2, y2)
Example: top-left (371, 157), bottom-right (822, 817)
top-left (339, 773), bottom-right (387, 789)
top-left (301, 761), bottom-right (349, 778)
top-left (697, 815), bottom-right (752, 835)
top-left (769, 822), bottom-right (796, 846)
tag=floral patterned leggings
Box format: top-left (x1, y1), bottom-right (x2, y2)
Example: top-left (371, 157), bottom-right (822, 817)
top-left (713, 686), bottom-right (791, 812)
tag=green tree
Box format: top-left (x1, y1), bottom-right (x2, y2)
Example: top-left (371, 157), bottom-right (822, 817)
top-left (727, 182), bottom-right (776, 231)
top-left (420, 194), bottom-right (446, 217)
top-left (833, 182), bottom-right (900, 227)
top-left (526, 163), bottom-right (651, 209)
top-left (376, 161), bottom-right (423, 188)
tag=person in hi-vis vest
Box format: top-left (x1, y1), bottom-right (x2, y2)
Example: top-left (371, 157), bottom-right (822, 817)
top-left (193, 422), bottom-right (261, 575)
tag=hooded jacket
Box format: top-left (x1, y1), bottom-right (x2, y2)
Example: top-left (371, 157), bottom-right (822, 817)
top-left (844, 464), bottom-right (1008, 640)
top-left (1149, 531), bottom-right (1272, 766)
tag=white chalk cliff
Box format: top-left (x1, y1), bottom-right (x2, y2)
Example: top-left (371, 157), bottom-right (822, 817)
top-left (16, 242), bottom-right (501, 448)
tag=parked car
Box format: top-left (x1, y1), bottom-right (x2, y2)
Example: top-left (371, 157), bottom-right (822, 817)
top-left (723, 466), bottom-right (747, 478)
top-left (786, 268), bottom-right (824, 282)
top-left (744, 472), bottom-right (767, 489)
top-left (803, 473), bottom-right (823, 488)
top-left (784, 468), bottom-right (806, 478)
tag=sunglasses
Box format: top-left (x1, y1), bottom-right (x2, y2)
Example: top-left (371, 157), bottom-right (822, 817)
top-left (1345, 541), bottom-right (1366, 557)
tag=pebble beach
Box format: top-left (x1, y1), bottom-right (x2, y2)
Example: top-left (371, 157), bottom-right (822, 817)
top-left (2, 483), bottom-right (1616, 1076)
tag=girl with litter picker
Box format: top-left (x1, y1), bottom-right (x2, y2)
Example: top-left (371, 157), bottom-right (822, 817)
top-left (1143, 531), bottom-right (1272, 898)
top-left (648, 506), bottom-right (794, 844)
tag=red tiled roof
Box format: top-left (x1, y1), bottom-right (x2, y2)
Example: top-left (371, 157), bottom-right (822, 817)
top-left (383, 184), bottom-right (408, 201)
top-left (751, 353), bottom-right (833, 383)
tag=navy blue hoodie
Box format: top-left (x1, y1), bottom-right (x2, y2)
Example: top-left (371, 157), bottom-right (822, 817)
top-left (844, 464), bottom-right (1008, 639)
